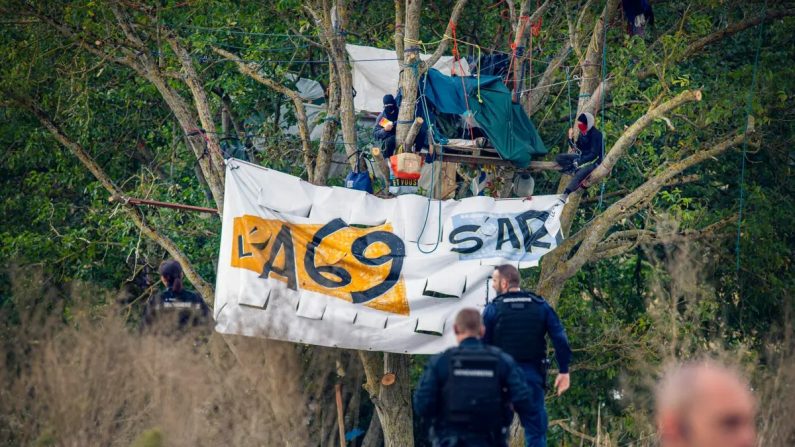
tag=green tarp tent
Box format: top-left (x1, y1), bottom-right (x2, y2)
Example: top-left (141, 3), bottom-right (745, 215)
top-left (421, 69), bottom-right (547, 168)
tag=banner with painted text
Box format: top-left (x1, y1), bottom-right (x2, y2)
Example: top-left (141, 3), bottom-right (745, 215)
top-left (214, 159), bottom-right (565, 354)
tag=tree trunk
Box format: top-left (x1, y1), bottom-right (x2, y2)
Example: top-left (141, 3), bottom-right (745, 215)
top-left (361, 410), bottom-right (384, 447)
top-left (314, 62), bottom-right (341, 185)
top-left (536, 0), bottom-right (620, 303)
top-left (142, 71), bottom-right (226, 213)
top-left (396, 0), bottom-right (423, 146)
top-left (360, 352), bottom-right (414, 447)
top-left (329, 0), bottom-right (359, 167)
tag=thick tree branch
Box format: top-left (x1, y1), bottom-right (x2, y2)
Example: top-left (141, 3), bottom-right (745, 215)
top-left (587, 90), bottom-right (703, 185)
top-left (526, 0), bottom-right (552, 25)
top-left (108, 3), bottom-right (147, 51)
top-left (358, 351), bottom-right (383, 407)
top-left (424, 0), bottom-right (469, 69)
top-left (525, 43), bottom-right (571, 116)
top-left (556, 121), bottom-right (755, 284)
top-left (13, 97), bottom-right (215, 304)
top-left (394, 0), bottom-right (405, 64)
top-left (165, 34), bottom-right (226, 182)
top-left (592, 215), bottom-right (738, 261)
top-left (212, 46), bottom-right (317, 183)
top-left (580, 174), bottom-right (701, 204)
top-left (25, 4), bottom-right (225, 211)
top-left (577, 0), bottom-right (619, 112)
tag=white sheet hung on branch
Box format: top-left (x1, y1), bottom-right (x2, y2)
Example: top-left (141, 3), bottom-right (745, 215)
top-left (346, 43), bottom-right (471, 113)
top-left (214, 159), bottom-right (563, 354)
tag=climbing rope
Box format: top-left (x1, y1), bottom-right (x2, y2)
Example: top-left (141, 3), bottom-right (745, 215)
top-left (735, 0), bottom-right (767, 275)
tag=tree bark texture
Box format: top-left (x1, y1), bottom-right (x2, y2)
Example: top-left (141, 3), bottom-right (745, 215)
top-left (359, 351), bottom-right (414, 447)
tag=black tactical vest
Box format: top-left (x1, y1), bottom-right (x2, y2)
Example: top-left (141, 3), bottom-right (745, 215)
top-left (442, 345), bottom-right (503, 433)
top-left (491, 292), bottom-right (547, 363)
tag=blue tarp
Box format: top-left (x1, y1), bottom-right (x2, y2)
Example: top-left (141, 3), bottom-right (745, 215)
top-left (421, 69), bottom-right (546, 168)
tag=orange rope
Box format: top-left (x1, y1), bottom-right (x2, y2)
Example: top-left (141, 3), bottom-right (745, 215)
top-left (450, 21), bottom-right (475, 139)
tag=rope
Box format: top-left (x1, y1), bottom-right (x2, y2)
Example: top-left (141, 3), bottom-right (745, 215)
top-left (415, 72), bottom-right (445, 254)
top-left (736, 0), bottom-right (767, 274)
top-left (449, 21), bottom-right (477, 139)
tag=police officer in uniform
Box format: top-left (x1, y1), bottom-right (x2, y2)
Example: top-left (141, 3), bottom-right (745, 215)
top-left (141, 259), bottom-right (211, 334)
top-left (414, 308), bottom-right (535, 447)
top-left (483, 265), bottom-right (572, 447)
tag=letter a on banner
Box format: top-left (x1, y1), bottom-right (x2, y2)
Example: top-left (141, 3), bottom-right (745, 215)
top-left (214, 159), bottom-right (565, 354)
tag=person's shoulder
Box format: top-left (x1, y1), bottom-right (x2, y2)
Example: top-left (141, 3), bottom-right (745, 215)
top-left (151, 289), bottom-right (170, 303)
top-left (178, 289), bottom-right (204, 304)
top-left (481, 344), bottom-right (508, 360)
top-left (523, 291), bottom-right (548, 303)
top-left (428, 349), bottom-right (450, 365)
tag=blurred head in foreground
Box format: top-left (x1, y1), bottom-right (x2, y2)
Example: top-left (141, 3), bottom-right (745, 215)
top-left (656, 360), bottom-right (756, 447)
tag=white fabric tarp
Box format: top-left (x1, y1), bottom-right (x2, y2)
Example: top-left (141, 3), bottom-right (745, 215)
top-left (214, 159), bottom-right (564, 354)
top-left (284, 73), bottom-right (325, 102)
top-left (347, 43), bottom-right (471, 113)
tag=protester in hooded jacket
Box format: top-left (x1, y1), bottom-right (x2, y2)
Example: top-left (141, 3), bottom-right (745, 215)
top-left (373, 94), bottom-right (399, 158)
top-left (622, 0), bottom-right (654, 36)
top-left (555, 112), bottom-right (604, 202)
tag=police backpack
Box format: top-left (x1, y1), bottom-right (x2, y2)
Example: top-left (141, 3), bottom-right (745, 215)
top-left (492, 292), bottom-right (547, 363)
top-left (442, 346), bottom-right (503, 432)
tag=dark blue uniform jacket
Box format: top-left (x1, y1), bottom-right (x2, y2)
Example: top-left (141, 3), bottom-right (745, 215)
top-left (414, 337), bottom-right (535, 443)
top-left (483, 291), bottom-right (572, 374)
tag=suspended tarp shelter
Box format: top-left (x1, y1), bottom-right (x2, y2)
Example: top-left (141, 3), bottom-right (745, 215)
top-left (347, 44), bottom-right (471, 113)
top-left (422, 69), bottom-right (547, 168)
top-left (284, 73), bottom-right (325, 103)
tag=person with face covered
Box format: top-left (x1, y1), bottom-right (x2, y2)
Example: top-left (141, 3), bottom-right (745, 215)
top-left (555, 112), bottom-right (604, 202)
top-left (374, 94), bottom-right (399, 158)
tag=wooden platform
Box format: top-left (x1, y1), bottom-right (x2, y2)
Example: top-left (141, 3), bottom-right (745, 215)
top-left (438, 140), bottom-right (561, 171)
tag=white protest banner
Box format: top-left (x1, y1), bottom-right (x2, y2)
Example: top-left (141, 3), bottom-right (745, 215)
top-left (214, 159), bottom-right (565, 354)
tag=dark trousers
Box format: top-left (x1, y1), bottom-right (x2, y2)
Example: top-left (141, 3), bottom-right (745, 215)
top-left (555, 153), bottom-right (579, 173)
top-left (379, 134), bottom-right (397, 158)
top-left (555, 154), bottom-right (597, 195)
top-left (564, 163), bottom-right (597, 195)
top-left (519, 366), bottom-right (547, 447)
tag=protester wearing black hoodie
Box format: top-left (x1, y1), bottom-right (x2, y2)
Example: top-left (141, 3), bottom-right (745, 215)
top-left (373, 94), bottom-right (399, 158)
top-left (555, 112), bottom-right (604, 201)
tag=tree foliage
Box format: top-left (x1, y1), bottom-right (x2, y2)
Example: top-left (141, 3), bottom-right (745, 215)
top-left (1, 0), bottom-right (793, 445)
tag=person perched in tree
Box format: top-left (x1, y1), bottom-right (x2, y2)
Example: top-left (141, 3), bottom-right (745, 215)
top-left (141, 259), bottom-right (211, 332)
top-left (483, 265), bottom-right (572, 447)
top-left (555, 112), bottom-right (604, 203)
top-left (622, 0), bottom-right (654, 36)
top-left (373, 94), bottom-right (398, 158)
top-left (414, 308), bottom-right (535, 447)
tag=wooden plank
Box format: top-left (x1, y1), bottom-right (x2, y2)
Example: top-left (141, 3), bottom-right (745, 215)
top-left (440, 154), bottom-right (514, 166)
top-left (439, 154), bottom-right (562, 171)
top-left (443, 144), bottom-right (499, 154)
